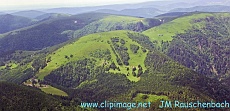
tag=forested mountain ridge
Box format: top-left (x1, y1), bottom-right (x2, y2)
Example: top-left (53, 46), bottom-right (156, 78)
top-left (0, 14), bottom-right (35, 34)
top-left (143, 12), bottom-right (230, 77)
top-left (166, 13), bottom-right (230, 76)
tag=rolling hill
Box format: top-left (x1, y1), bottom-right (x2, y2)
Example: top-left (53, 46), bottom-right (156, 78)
top-left (0, 14), bottom-right (35, 34)
top-left (34, 13), bottom-right (71, 21)
top-left (11, 10), bottom-right (47, 19)
top-left (95, 8), bottom-right (164, 18)
top-left (37, 30), bottom-right (148, 81)
top-left (42, 1), bottom-right (172, 15)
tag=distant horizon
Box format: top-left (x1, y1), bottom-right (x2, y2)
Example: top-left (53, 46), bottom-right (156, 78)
top-left (0, 0), bottom-right (170, 11)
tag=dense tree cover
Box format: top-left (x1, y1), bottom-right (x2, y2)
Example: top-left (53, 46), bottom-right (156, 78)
top-left (111, 37), bottom-right (130, 65)
top-left (43, 58), bottom-right (133, 104)
top-left (165, 16), bottom-right (230, 76)
top-left (0, 67), bottom-right (36, 84)
top-left (130, 44), bottom-right (139, 53)
top-left (0, 14), bottom-right (34, 34)
top-left (144, 51), bottom-right (230, 102)
top-left (41, 38), bottom-right (230, 110)
top-left (0, 82), bottom-right (61, 111)
top-left (0, 23), bottom-right (68, 54)
top-left (0, 82), bottom-right (88, 111)
top-left (0, 43), bottom-right (68, 84)
top-left (72, 72), bottom-right (132, 103)
top-left (89, 49), bottom-right (111, 61)
top-left (32, 57), bottom-right (47, 72)
top-left (53, 51), bottom-right (230, 110)
top-left (45, 58), bottom-right (98, 88)
top-left (0, 49), bottom-right (59, 84)
top-left (0, 61), bottom-right (4, 66)
top-left (127, 32), bottom-right (154, 51)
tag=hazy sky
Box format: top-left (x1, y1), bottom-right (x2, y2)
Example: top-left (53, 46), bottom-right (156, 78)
top-left (0, 0), bottom-right (158, 10)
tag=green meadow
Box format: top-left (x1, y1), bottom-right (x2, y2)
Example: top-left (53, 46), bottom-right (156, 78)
top-left (40, 85), bottom-right (68, 96)
top-left (143, 13), bottom-right (214, 43)
top-left (37, 30), bottom-right (147, 82)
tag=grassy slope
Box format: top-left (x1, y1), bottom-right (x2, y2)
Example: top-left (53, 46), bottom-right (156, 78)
top-left (98, 15), bottom-right (145, 23)
top-left (37, 30), bottom-right (147, 82)
top-left (40, 85), bottom-right (68, 96)
top-left (143, 13), bottom-right (214, 43)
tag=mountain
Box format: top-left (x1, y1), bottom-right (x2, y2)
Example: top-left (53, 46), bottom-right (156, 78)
top-left (1, 0), bottom-right (230, 109)
top-left (170, 5), bottom-right (230, 12)
top-left (192, 0), bottom-right (230, 6)
top-left (143, 12), bottom-right (230, 77)
top-left (35, 13), bottom-right (71, 21)
top-left (0, 14), bottom-right (34, 34)
top-left (42, 1), bottom-right (186, 15)
top-left (96, 8), bottom-right (164, 18)
top-left (11, 10), bottom-right (47, 18)
top-left (44, 7), bottom-right (95, 15)
top-left (0, 12), bottom-right (5, 15)
top-left (164, 13), bottom-right (230, 77)
top-left (142, 2), bottom-right (193, 11)
top-left (6, 0), bottom-right (228, 18)
top-left (0, 13), bottom-right (162, 57)
top-left (4, 0), bottom-right (228, 18)
top-left (0, 12), bottom-right (230, 110)
top-left (2, 29), bottom-right (229, 111)
top-left (140, 0), bottom-right (230, 11)
top-left (0, 13), bottom-right (161, 83)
